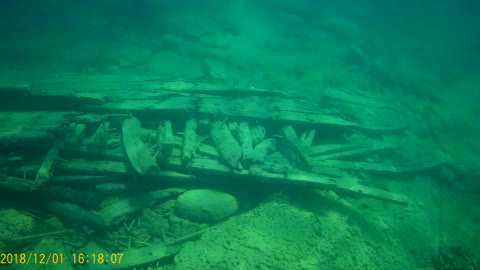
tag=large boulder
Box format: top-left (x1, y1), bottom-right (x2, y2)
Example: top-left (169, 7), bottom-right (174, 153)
top-left (176, 189), bottom-right (239, 223)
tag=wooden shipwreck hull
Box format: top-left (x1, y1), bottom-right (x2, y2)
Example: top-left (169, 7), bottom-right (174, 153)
top-left (0, 74), bottom-right (444, 209)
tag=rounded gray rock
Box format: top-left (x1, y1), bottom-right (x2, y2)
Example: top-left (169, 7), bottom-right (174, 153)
top-left (176, 189), bottom-right (239, 223)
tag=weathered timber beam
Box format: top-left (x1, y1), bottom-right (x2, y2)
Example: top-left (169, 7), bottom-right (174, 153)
top-left (57, 159), bottom-right (195, 181)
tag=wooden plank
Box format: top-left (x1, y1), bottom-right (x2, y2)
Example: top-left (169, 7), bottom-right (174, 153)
top-left (309, 143), bottom-right (361, 156)
top-left (0, 112), bottom-right (69, 130)
top-left (170, 156), bottom-right (408, 205)
top-left (323, 88), bottom-right (398, 108)
top-left (311, 160), bottom-right (446, 174)
top-left (57, 155), bottom-right (407, 205)
top-left (94, 97), bottom-right (194, 116)
top-left (0, 131), bottom-right (55, 147)
top-left (58, 159), bottom-right (133, 175)
top-left (0, 75), bottom-right (410, 132)
top-left (2, 73), bottom-right (293, 97)
top-left (0, 81), bottom-right (32, 95)
top-left (197, 99), bottom-right (358, 128)
top-left (285, 169), bottom-right (408, 205)
top-left (58, 159), bottom-right (195, 181)
top-left (311, 141), bottom-right (394, 161)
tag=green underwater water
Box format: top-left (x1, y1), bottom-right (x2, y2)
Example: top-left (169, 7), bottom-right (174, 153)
top-left (0, 1), bottom-right (480, 269)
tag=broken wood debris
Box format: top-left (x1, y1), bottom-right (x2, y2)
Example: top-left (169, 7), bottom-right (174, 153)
top-left (155, 120), bottom-right (175, 160)
top-left (122, 117), bottom-right (160, 175)
top-left (236, 122), bottom-right (254, 162)
top-left (33, 139), bottom-right (63, 188)
top-left (282, 125), bottom-right (312, 169)
top-left (79, 120), bottom-right (110, 155)
top-left (210, 121), bottom-right (242, 169)
top-left (251, 139), bottom-right (276, 165)
top-left (63, 123), bottom-right (87, 156)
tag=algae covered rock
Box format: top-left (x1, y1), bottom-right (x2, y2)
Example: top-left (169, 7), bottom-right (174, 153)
top-left (176, 189), bottom-right (239, 223)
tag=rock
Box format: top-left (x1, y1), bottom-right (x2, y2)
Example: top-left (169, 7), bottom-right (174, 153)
top-left (176, 189), bottom-right (239, 223)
